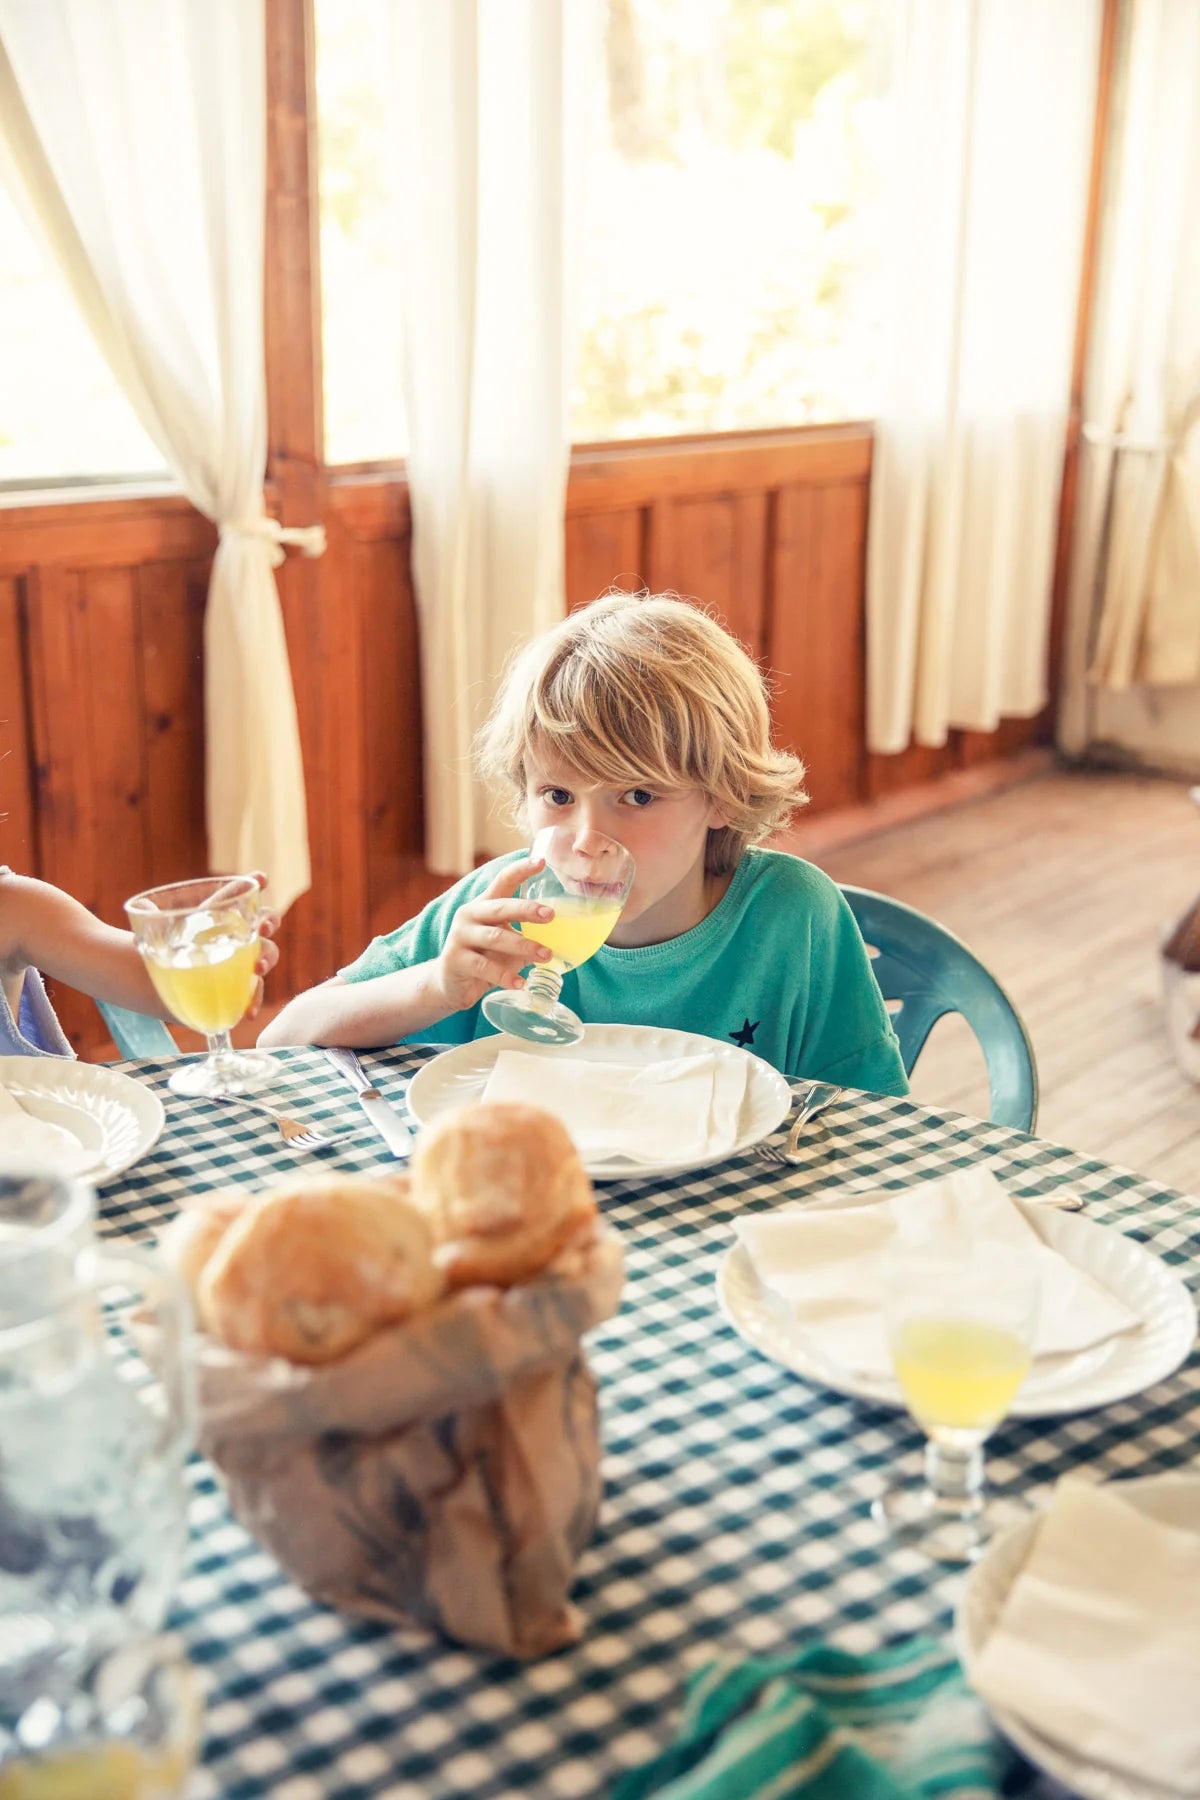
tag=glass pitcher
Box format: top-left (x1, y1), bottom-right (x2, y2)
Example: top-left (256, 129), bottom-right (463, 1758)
top-left (0, 1172), bottom-right (194, 1768)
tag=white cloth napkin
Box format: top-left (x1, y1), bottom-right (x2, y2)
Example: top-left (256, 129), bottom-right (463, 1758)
top-left (971, 1476), bottom-right (1200, 1794)
top-left (734, 1167), bottom-right (1140, 1381)
top-left (482, 1048), bottom-right (747, 1164)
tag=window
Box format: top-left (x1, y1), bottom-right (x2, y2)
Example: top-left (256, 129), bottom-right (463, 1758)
top-left (314, 0), bottom-right (408, 467)
top-left (312, 0), bottom-right (887, 465)
top-left (0, 179), bottom-right (167, 487)
top-left (571, 0), bottom-right (890, 442)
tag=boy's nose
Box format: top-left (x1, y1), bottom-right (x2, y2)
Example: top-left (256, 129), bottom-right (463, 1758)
top-left (571, 826), bottom-right (614, 859)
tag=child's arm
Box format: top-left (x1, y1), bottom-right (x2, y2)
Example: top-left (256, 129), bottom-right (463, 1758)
top-left (0, 872), bottom-right (278, 1020)
top-left (260, 854), bottom-right (554, 1048)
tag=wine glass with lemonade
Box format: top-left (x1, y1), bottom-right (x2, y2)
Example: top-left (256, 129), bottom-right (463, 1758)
top-left (872, 1245), bottom-right (1038, 1563)
top-left (481, 825), bottom-right (635, 1047)
top-left (124, 875), bottom-right (274, 1098)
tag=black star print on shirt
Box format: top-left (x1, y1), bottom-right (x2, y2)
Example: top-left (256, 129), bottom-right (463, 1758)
top-left (729, 1018), bottom-right (760, 1048)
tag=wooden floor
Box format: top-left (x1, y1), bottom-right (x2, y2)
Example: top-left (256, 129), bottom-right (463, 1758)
top-left (789, 764), bottom-right (1200, 1198)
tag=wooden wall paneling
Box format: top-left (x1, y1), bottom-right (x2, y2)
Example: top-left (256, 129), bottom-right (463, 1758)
top-left (0, 575), bottom-right (36, 870)
top-left (864, 739), bottom-right (958, 800)
top-left (643, 494), bottom-right (768, 659)
top-left (564, 508), bottom-right (646, 608)
top-left (361, 534), bottom-right (425, 943)
top-left (0, 501), bottom-right (216, 574)
top-left (23, 567), bottom-right (97, 909)
top-left (768, 481), bottom-right (867, 813)
top-left (138, 557), bottom-right (210, 889)
top-left (82, 566), bottom-right (149, 918)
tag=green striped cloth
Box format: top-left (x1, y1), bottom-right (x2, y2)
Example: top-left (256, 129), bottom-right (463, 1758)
top-left (610, 1639), bottom-right (1006, 1800)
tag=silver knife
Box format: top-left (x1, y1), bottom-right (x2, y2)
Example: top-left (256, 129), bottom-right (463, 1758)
top-left (323, 1048), bottom-right (414, 1158)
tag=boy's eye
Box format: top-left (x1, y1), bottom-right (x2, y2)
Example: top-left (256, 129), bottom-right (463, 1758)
top-left (621, 788), bottom-right (656, 808)
top-left (543, 787), bottom-right (574, 807)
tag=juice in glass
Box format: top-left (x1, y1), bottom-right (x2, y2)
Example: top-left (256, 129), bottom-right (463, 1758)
top-left (519, 895), bottom-right (622, 971)
top-left (141, 935), bottom-right (260, 1035)
top-left (891, 1316), bottom-right (1031, 1433)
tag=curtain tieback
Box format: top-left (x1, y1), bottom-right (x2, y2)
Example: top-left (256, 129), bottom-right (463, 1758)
top-left (220, 515), bottom-right (327, 569)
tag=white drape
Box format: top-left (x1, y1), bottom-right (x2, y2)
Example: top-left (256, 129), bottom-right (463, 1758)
top-left (865, 0), bottom-right (1101, 754)
top-left (1077, 0), bottom-right (1200, 694)
top-left (0, 0), bottom-right (317, 911)
top-left (388, 0), bottom-right (600, 873)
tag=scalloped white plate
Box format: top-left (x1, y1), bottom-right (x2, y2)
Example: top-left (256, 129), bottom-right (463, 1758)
top-left (716, 1196), bottom-right (1196, 1417)
top-left (405, 1023), bottom-right (791, 1179)
top-left (957, 1474), bottom-right (1200, 1800)
top-left (0, 1057), bottom-right (165, 1183)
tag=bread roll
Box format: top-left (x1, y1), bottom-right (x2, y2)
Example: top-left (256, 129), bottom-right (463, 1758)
top-left (411, 1102), bottom-right (596, 1288)
top-left (157, 1190), bottom-right (248, 1297)
top-left (199, 1174), bottom-right (441, 1364)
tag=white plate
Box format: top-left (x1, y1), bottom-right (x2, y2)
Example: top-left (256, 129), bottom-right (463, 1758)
top-left (405, 1024), bottom-right (791, 1179)
top-left (957, 1474), bottom-right (1200, 1800)
top-left (715, 1196), bottom-right (1196, 1417)
top-left (0, 1056), bottom-right (165, 1183)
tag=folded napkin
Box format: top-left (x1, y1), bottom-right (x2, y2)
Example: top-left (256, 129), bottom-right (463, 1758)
top-left (611, 1638), bottom-right (1007, 1800)
top-left (482, 1048), bottom-right (747, 1165)
top-left (734, 1167), bottom-right (1139, 1382)
top-left (0, 1083), bottom-right (93, 1176)
top-left (971, 1476), bottom-right (1200, 1794)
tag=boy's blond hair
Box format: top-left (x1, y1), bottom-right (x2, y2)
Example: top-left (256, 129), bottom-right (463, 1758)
top-left (476, 591), bottom-right (808, 875)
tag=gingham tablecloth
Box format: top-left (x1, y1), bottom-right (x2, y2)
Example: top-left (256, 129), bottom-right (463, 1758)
top-left (96, 1047), bottom-right (1200, 1800)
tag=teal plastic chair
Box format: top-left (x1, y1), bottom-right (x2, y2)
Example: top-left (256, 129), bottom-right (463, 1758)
top-left (840, 885), bottom-right (1038, 1132)
top-left (97, 1001), bottom-right (178, 1060)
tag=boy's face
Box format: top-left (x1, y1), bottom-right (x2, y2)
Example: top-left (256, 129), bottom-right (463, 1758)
top-left (523, 751), bottom-right (725, 947)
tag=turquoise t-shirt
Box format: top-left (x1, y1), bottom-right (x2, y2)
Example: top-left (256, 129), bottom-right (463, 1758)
top-left (340, 846), bottom-right (909, 1097)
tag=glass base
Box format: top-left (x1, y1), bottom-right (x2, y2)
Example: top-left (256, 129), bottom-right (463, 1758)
top-left (167, 1049), bottom-right (275, 1099)
top-left (481, 989), bottom-right (584, 1046)
top-left (871, 1481), bottom-right (1029, 1564)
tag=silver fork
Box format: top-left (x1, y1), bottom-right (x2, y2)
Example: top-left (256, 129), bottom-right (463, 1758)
top-left (206, 1092), bottom-right (333, 1151)
top-left (756, 1084), bottom-right (843, 1166)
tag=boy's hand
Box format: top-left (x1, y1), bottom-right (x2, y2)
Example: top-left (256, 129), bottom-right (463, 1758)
top-left (246, 871), bottom-right (280, 1021)
top-left (433, 856), bottom-right (556, 1013)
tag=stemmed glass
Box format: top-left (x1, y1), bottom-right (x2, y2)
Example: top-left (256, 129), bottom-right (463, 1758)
top-left (872, 1245), bottom-right (1038, 1563)
top-left (124, 875), bottom-right (274, 1098)
top-left (481, 825), bottom-right (635, 1047)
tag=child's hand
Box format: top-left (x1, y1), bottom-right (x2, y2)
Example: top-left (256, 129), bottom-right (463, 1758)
top-left (433, 856), bottom-right (556, 1014)
top-left (246, 872), bottom-right (280, 1021)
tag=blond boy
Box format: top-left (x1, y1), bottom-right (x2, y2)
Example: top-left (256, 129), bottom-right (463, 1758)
top-left (263, 593), bottom-right (907, 1095)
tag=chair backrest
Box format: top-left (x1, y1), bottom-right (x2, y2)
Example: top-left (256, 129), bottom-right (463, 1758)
top-left (840, 884), bottom-right (1038, 1133)
top-left (97, 1000), bottom-right (177, 1060)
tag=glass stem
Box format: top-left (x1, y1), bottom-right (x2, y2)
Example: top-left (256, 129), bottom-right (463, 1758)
top-left (525, 964), bottom-right (564, 1014)
top-left (205, 1029), bottom-right (236, 1068)
top-left (924, 1438), bottom-right (985, 1517)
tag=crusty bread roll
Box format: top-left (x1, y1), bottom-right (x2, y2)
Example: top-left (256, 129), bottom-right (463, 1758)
top-left (198, 1174), bottom-right (442, 1365)
top-left (411, 1102), bottom-right (596, 1289)
top-left (157, 1189), bottom-right (249, 1297)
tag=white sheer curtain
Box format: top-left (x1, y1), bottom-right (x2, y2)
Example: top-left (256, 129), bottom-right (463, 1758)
top-left (388, 0), bottom-right (600, 873)
top-left (0, 0), bottom-right (319, 912)
top-left (1074, 0), bottom-right (1200, 696)
top-left (866, 0), bottom-right (1101, 754)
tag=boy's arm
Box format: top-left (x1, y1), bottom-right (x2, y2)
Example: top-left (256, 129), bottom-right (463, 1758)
top-left (0, 872), bottom-right (278, 1020)
top-left (258, 965), bottom-right (452, 1048)
top-left (260, 853), bottom-right (554, 1049)
top-left (1, 875), bottom-right (164, 1013)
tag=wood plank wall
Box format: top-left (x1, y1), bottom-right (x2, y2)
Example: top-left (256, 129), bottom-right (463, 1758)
top-left (0, 428), bottom-right (1051, 1059)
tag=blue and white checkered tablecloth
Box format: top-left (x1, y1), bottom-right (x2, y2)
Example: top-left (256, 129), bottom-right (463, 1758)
top-left (95, 1047), bottom-right (1200, 1800)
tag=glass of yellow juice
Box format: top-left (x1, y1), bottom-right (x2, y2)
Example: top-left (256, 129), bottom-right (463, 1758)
top-left (124, 875), bottom-right (274, 1097)
top-left (481, 825), bottom-right (635, 1047)
top-left (0, 1634), bottom-right (201, 1800)
top-left (871, 1246), bottom-right (1038, 1563)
